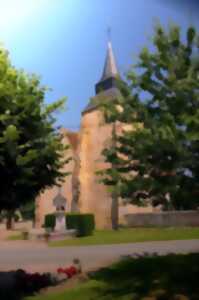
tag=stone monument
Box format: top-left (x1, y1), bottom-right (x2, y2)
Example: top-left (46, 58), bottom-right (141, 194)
top-left (53, 188), bottom-right (67, 232)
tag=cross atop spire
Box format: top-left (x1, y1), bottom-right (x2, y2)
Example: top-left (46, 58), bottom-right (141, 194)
top-left (107, 26), bottom-right (112, 42)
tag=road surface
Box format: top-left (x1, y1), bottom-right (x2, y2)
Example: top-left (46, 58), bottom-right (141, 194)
top-left (0, 239), bottom-right (198, 272)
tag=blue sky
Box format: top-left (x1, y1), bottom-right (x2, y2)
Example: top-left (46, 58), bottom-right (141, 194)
top-left (0, 0), bottom-right (198, 130)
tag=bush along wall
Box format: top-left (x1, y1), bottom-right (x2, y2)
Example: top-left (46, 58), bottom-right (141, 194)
top-left (44, 214), bottom-right (56, 230)
top-left (67, 213), bottom-right (95, 237)
top-left (44, 213), bottom-right (95, 237)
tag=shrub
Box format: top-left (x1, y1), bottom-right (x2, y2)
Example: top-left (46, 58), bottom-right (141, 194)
top-left (44, 213), bottom-right (95, 237)
top-left (66, 213), bottom-right (95, 237)
top-left (66, 214), bottom-right (80, 231)
top-left (44, 214), bottom-right (56, 229)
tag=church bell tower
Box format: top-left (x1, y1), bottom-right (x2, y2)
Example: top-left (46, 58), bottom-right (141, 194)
top-left (79, 41), bottom-right (121, 229)
top-left (95, 41), bottom-right (120, 94)
top-left (82, 40), bottom-right (121, 115)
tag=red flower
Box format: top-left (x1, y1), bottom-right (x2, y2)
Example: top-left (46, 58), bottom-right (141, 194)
top-left (57, 265), bottom-right (78, 278)
top-left (57, 268), bottom-right (64, 274)
top-left (68, 266), bottom-right (78, 275)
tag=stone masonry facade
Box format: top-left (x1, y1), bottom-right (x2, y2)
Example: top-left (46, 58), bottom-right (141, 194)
top-left (35, 42), bottom-right (153, 229)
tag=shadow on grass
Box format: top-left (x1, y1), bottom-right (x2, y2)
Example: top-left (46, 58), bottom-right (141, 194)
top-left (0, 270), bottom-right (54, 300)
top-left (0, 271), bottom-right (23, 300)
top-left (89, 253), bottom-right (199, 299)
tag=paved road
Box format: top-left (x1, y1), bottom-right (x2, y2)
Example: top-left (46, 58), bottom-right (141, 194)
top-left (0, 240), bottom-right (198, 273)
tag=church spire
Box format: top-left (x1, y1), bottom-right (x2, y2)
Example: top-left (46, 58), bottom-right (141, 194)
top-left (101, 41), bottom-right (119, 81)
top-left (82, 39), bottom-right (121, 115)
top-left (95, 40), bottom-right (120, 95)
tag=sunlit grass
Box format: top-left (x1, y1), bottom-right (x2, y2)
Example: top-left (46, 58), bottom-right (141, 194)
top-left (49, 227), bottom-right (199, 247)
top-left (7, 233), bottom-right (24, 240)
top-left (26, 280), bottom-right (103, 300)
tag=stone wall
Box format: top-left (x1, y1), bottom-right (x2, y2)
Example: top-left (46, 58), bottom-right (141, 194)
top-left (35, 129), bottom-right (79, 227)
top-left (35, 112), bottom-right (155, 229)
top-left (119, 204), bottom-right (154, 224)
top-left (78, 110), bottom-right (113, 228)
top-left (125, 211), bottom-right (199, 227)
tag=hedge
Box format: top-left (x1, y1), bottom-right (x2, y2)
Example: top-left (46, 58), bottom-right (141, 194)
top-left (67, 213), bottom-right (95, 237)
top-left (44, 213), bottom-right (95, 237)
top-left (44, 214), bottom-right (56, 229)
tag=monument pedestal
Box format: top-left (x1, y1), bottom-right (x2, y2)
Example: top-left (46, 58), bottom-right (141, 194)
top-left (50, 211), bottom-right (76, 240)
top-left (48, 229), bottom-right (76, 240)
top-left (28, 228), bottom-right (76, 240)
top-left (54, 211), bottom-right (66, 232)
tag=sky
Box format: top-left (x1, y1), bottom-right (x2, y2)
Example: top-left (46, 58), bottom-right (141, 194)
top-left (0, 0), bottom-right (198, 130)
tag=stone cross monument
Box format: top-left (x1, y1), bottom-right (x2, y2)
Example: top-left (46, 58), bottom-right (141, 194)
top-left (53, 188), bottom-right (67, 232)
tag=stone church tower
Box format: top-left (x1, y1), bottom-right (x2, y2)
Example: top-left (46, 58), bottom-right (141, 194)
top-left (35, 41), bottom-right (153, 229)
top-left (78, 41), bottom-right (122, 228)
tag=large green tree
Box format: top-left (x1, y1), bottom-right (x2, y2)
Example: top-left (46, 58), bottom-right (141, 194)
top-left (99, 24), bottom-right (199, 212)
top-left (0, 47), bottom-right (69, 227)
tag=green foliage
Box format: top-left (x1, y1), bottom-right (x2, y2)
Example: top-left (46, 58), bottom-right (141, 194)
top-left (67, 213), bottom-right (95, 237)
top-left (44, 213), bottom-right (95, 237)
top-left (66, 213), bottom-right (81, 230)
top-left (0, 46), bottom-right (69, 212)
top-left (99, 23), bottom-right (199, 210)
top-left (20, 201), bottom-right (35, 220)
top-left (90, 253), bottom-right (199, 299)
top-left (44, 214), bottom-right (56, 229)
top-left (0, 210), bottom-right (20, 223)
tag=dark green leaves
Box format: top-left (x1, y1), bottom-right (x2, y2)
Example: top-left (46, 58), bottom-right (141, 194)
top-left (0, 46), bottom-right (69, 211)
top-left (99, 23), bottom-right (199, 210)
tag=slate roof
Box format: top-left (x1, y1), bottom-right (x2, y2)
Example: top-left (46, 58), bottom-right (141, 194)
top-left (82, 41), bottom-right (121, 115)
top-left (101, 41), bottom-right (119, 81)
top-left (82, 87), bottom-right (121, 115)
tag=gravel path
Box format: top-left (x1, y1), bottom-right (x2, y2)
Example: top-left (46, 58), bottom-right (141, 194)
top-left (0, 239), bottom-right (198, 273)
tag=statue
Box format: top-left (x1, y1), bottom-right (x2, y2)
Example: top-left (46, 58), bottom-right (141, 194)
top-left (53, 188), bottom-right (67, 232)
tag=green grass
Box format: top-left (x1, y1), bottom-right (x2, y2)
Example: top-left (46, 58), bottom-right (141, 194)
top-left (26, 253), bottom-right (199, 300)
top-left (7, 233), bottom-right (24, 240)
top-left (49, 227), bottom-right (199, 247)
top-left (26, 280), bottom-right (104, 300)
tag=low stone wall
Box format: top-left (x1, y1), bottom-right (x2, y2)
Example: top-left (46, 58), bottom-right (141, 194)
top-left (125, 211), bottom-right (199, 227)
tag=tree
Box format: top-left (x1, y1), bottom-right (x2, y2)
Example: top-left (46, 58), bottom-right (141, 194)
top-left (99, 24), bottom-right (199, 211)
top-left (20, 200), bottom-right (35, 221)
top-left (0, 47), bottom-right (69, 228)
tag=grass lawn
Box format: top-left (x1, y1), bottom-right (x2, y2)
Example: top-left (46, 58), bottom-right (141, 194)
top-left (49, 227), bottom-right (199, 247)
top-left (26, 253), bottom-right (199, 300)
top-left (7, 233), bottom-right (24, 241)
top-left (26, 281), bottom-right (104, 300)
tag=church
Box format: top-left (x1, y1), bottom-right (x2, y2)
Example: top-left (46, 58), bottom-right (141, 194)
top-left (35, 41), bottom-right (153, 229)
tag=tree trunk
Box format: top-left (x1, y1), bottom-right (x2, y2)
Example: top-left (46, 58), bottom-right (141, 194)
top-left (111, 191), bottom-right (119, 230)
top-left (6, 213), bottom-right (14, 230)
top-left (111, 122), bottom-right (119, 230)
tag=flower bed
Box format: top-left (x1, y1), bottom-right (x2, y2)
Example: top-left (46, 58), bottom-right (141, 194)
top-left (56, 259), bottom-right (81, 282)
top-left (15, 270), bottom-right (54, 295)
top-left (0, 259), bottom-right (81, 299)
